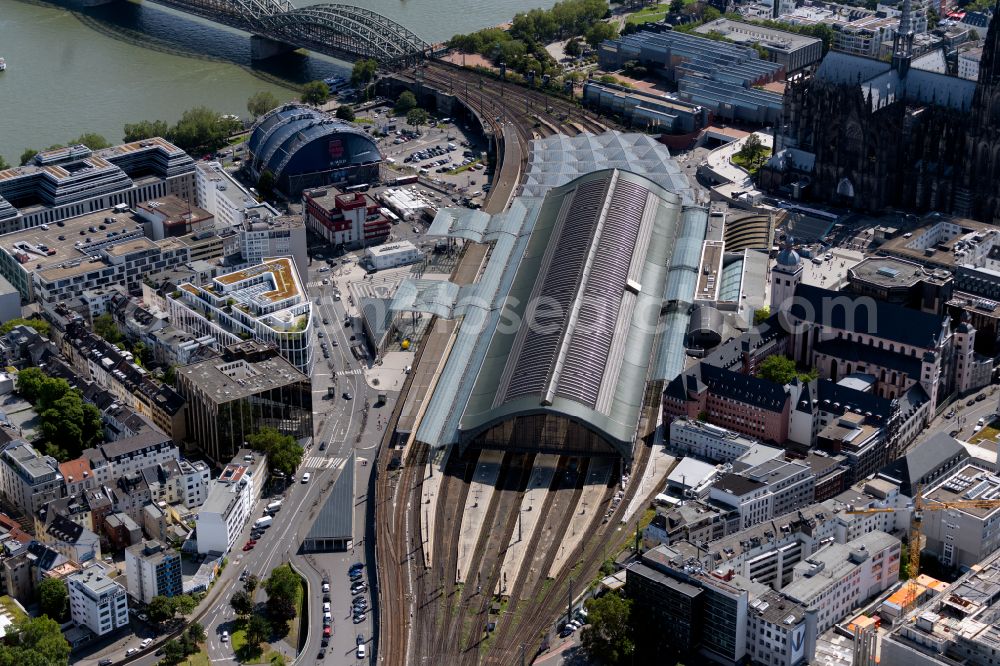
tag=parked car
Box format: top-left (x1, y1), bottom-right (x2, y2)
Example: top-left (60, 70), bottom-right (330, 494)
top-left (357, 643), bottom-right (366, 659)
top-left (353, 613), bottom-right (366, 624)
top-left (140, 638), bottom-right (152, 649)
top-left (221, 631), bottom-right (229, 642)
top-left (322, 581), bottom-right (330, 593)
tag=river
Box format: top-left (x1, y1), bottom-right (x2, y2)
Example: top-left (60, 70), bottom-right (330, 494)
top-left (0, 0), bottom-right (555, 164)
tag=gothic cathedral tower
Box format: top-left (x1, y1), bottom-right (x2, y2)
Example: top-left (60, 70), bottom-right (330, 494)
top-left (963, 0), bottom-right (1000, 222)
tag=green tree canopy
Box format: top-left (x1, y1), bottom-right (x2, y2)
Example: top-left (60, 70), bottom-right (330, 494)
top-left (173, 594), bottom-right (196, 617)
top-left (300, 81), bottom-right (330, 106)
top-left (757, 355), bottom-right (817, 385)
top-left (246, 614), bottom-right (272, 649)
top-left (585, 21), bottom-right (619, 48)
top-left (256, 169), bottom-right (276, 200)
top-left (248, 427), bottom-right (304, 477)
top-left (123, 119), bottom-right (170, 143)
top-left (147, 595), bottom-right (176, 624)
top-left (0, 156), bottom-right (9, 171)
top-left (670, 0), bottom-right (685, 13)
top-left (394, 90), bottom-right (418, 115)
top-left (753, 305), bottom-right (771, 326)
top-left (351, 59), bottom-right (378, 86)
top-left (38, 578), bottom-right (68, 621)
top-left (231, 590), bottom-right (253, 617)
top-left (247, 91), bottom-right (280, 119)
top-left (702, 6), bottom-right (721, 22)
top-left (186, 621), bottom-right (206, 643)
top-left (565, 37), bottom-right (583, 57)
top-left (406, 108), bottom-right (429, 130)
top-left (19, 149), bottom-right (38, 166)
top-left (93, 312), bottom-right (122, 344)
top-left (581, 592), bottom-right (635, 665)
top-left (71, 133), bottom-right (111, 150)
top-left (0, 616), bottom-right (70, 665)
top-left (264, 564), bottom-right (300, 623)
top-left (335, 105), bottom-right (356, 122)
top-left (0, 317), bottom-right (51, 338)
top-left (167, 107), bottom-right (234, 153)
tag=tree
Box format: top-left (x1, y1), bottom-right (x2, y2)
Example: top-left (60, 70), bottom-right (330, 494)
top-left (351, 58), bottom-right (378, 87)
top-left (168, 106), bottom-right (232, 153)
top-left (581, 592), bottom-right (634, 665)
top-left (123, 119), bottom-right (170, 143)
top-left (173, 594), bottom-right (196, 617)
top-left (406, 108), bottom-right (429, 131)
top-left (335, 105), bottom-right (356, 122)
top-left (15, 367), bottom-right (47, 403)
top-left (670, 0), bottom-right (685, 12)
top-left (702, 6), bottom-right (721, 22)
top-left (264, 564), bottom-right (300, 623)
top-left (246, 614), bottom-right (272, 649)
top-left (757, 354), bottom-right (817, 384)
top-left (256, 169), bottom-right (276, 200)
top-left (564, 37), bottom-right (583, 57)
top-left (38, 578), bottom-right (68, 621)
top-left (94, 313), bottom-right (122, 344)
top-left (243, 574), bottom-right (260, 596)
top-left (394, 90), bottom-right (418, 115)
top-left (736, 133), bottom-right (769, 171)
top-left (0, 156), bottom-right (9, 171)
top-left (19, 149), bottom-right (38, 166)
top-left (248, 427), bottom-right (304, 477)
top-left (186, 621), bottom-right (206, 644)
top-left (160, 638), bottom-right (187, 665)
top-left (300, 81), bottom-right (330, 106)
top-left (231, 590), bottom-right (253, 617)
top-left (0, 317), bottom-right (50, 338)
top-left (163, 364), bottom-right (178, 387)
top-left (147, 595), bottom-right (176, 624)
top-left (0, 616), bottom-right (70, 664)
top-left (71, 133), bottom-right (111, 150)
top-left (753, 305), bottom-right (770, 325)
top-left (585, 21), bottom-right (619, 48)
top-left (247, 91), bottom-right (280, 119)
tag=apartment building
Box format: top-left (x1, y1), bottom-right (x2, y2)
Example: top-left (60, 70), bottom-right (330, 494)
top-left (194, 449), bottom-right (267, 555)
top-left (67, 563), bottom-right (129, 637)
top-left (0, 440), bottom-right (64, 516)
top-left (125, 539), bottom-right (182, 604)
top-left (709, 459), bottom-right (815, 530)
top-left (669, 418), bottom-right (764, 464)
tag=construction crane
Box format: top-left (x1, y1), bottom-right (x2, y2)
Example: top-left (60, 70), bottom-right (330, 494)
top-left (846, 484), bottom-right (1000, 579)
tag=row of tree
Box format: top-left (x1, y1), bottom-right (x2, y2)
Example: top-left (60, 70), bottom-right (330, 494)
top-left (247, 427), bottom-right (305, 478)
top-left (229, 564), bottom-right (302, 656)
top-left (16, 367), bottom-right (103, 461)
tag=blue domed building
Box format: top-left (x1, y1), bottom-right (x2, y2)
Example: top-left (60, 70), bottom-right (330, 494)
top-left (246, 104), bottom-right (382, 194)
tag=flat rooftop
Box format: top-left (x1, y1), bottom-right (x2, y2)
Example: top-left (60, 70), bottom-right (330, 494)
top-left (849, 256), bottom-right (952, 288)
top-left (694, 17), bottom-right (822, 51)
top-left (136, 195), bottom-right (213, 227)
top-left (180, 349), bottom-right (308, 404)
top-left (880, 216), bottom-right (998, 268)
top-left (212, 257), bottom-right (302, 304)
top-left (925, 462), bottom-right (1000, 519)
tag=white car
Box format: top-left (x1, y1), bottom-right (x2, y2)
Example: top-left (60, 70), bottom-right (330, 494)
top-left (140, 638), bottom-right (152, 649)
top-left (221, 630), bottom-right (229, 642)
top-left (323, 602), bottom-right (331, 612)
top-left (322, 582), bottom-right (330, 593)
top-left (302, 472), bottom-right (311, 483)
top-left (357, 643), bottom-right (366, 659)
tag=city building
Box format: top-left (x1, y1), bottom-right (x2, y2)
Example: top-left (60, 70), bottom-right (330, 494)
top-left (194, 449), bottom-right (267, 555)
top-left (194, 160), bottom-right (275, 230)
top-left (582, 81), bottom-right (708, 134)
top-left (761, 3), bottom-right (1000, 222)
top-left (882, 549), bottom-right (1000, 666)
top-left (303, 188), bottom-right (391, 249)
top-left (0, 206), bottom-right (192, 304)
top-left (693, 18), bottom-right (823, 72)
top-left (168, 257), bottom-right (314, 374)
top-left (782, 530), bottom-right (901, 632)
top-left (0, 138), bottom-right (195, 235)
top-left (959, 45), bottom-right (983, 80)
top-left (134, 195), bottom-right (214, 240)
top-left (67, 563), bottom-right (129, 637)
top-left (176, 341), bottom-right (312, 464)
top-left (246, 104), bottom-right (382, 195)
top-left (364, 240), bottom-right (422, 271)
top-left (598, 28), bottom-right (785, 124)
top-left (0, 274), bottom-right (20, 318)
top-left (125, 539), bottom-right (181, 604)
top-left (669, 418), bottom-right (765, 464)
top-left (0, 440), bottom-right (64, 516)
top-left (228, 213), bottom-right (308, 285)
top-left (918, 460), bottom-right (1000, 568)
top-left (709, 459), bottom-right (815, 529)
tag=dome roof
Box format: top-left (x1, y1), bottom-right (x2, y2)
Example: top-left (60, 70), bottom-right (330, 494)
top-left (776, 246), bottom-right (801, 266)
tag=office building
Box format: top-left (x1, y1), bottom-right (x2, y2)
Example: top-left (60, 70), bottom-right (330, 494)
top-left (709, 459), bottom-right (815, 529)
top-left (782, 531), bottom-right (900, 632)
top-left (919, 461), bottom-right (1000, 568)
top-left (0, 138), bottom-right (195, 235)
top-left (194, 449), bottom-right (267, 555)
top-left (228, 214), bottom-right (308, 285)
top-left (125, 539), bottom-right (182, 604)
top-left (669, 418), bottom-right (763, 464)
top-left (364, 240), bottom-right (423, 271)
top-left (67, 563), bottom-right (129, 637)
top-left (176, 341), bottom-right (312, 463)
top-left (0, 207), bottom-right (191, 304)
top-left (134, 195), bottom-right (214, 240)
top-left (303, 188), bottom-right (391, 249)
top-left (168, 257), bottom-right (314, 374)
top-left (0, 440), bottom-right (64, 515)
top-left (582, 81), bottom-right (708, 134)
top-left (693, 18), bottom-right (823, 72)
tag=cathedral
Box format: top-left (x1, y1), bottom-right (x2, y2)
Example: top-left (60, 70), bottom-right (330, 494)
top-left (760, 0), bottom-right (1000, 223)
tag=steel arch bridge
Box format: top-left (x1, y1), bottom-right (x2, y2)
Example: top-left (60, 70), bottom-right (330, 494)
top-left (143, 0), bottom-right (430, 65)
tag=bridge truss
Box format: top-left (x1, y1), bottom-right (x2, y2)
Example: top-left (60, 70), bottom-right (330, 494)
top-left (144, 0), bottom-right (430, 65)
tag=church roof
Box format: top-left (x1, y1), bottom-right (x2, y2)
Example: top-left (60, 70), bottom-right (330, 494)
top-left (776, 246), bottom-right (801, 266)
top-left (815, 52), bottom-right (890, 84)
top-left (863, 68), bottom-right (976, 111)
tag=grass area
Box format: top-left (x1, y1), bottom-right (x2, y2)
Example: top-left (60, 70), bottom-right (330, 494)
top-left (625, 4), bottom-right (669, 25)
top-left (970, 420), bottom-right (1000, 444)
top-left (638, 507), bottom-right (656, 531)
top-left (447, 160), bottom-right (480, 176)
top-left (231, 628), bottom-right (285, 665)
top-left (731, 149), bottom-right (772, 176)
top-left (178, 648), bottom-right (211, 666)
top-left (0, 596), bottom-right (27, 624)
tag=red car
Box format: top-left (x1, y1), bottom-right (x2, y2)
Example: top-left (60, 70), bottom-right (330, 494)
top-left (323, 626), bottom-right (332, 638)
top-left (247, 539), bottom-right (257, 545)
top-left (242, 543), bottom-right (254, 551)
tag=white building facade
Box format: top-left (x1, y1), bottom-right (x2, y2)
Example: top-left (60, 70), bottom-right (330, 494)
top-left (68, 564), bottom-right (129, 636)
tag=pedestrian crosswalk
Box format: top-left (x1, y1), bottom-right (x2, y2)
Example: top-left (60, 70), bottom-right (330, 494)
top-left (338, 368), bottom-right (364, 377)
top-left (303, 455), bottom-right (347, 470)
